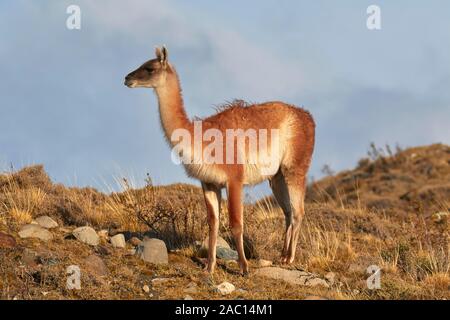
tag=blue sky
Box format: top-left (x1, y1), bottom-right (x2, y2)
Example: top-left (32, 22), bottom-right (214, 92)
top-left (0, 1), bottom-right (449, 194)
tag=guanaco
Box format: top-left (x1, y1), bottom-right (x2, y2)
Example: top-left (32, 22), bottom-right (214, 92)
top-left (125, 46), bottom-right (315, 274)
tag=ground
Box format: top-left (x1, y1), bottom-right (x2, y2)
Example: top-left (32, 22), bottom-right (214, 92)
top-left (0, 143), bottom-right (449, 300)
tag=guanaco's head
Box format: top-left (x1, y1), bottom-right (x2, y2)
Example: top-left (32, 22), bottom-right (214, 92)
top-left (124, 46), bottom-right (170, 88)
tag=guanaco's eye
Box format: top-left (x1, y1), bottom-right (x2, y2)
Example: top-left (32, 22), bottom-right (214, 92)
top-left (145, 68), bottom-right (153, 73)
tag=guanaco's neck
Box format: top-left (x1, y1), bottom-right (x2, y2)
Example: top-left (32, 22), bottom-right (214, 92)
top-left (154, 68), bottom-right (192, 145)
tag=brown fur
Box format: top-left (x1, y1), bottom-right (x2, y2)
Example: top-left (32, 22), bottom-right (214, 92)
top-left (125, 46), bottom-right (315, 273)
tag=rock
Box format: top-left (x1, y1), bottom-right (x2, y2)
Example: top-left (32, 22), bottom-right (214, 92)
top-left (129, 237), bottom-right (142, 246)
top-left (34, 216), bottom-right (58, 229)
top-left (183, 282), bottom-right (198, 294)
top-left (306, 277), bottom-right (329, 288)
top-left (202, 236), bottom-right (231, 249)
top-left (142, 285), bottom-right (150, 293)
top-left (18, 224), bottom-right (53, 241)
top-left (216, 281), bottom-right (235, 295)
top-left (257, 259), bottom-right (273, 267)
top-left (97, 229), bottom-right (109, 240)
top-left (216, 247), bottom-right (238, 260)
top-left (198, 236), bottom-right (231, 258)
top-left (151, 278), bottom-right (171, 285)
top-left (255, 267), bottom-right (329, 288)
top-left (84, 255), bottom-right (108, 277)
top-left (72, 226), bottom-right (99, 246)
top-left (138, 238), bottom-right (168, 264)
top-left (110, 234), bottom-right (126, 248)
top-left (303, 295), bottom-right (328, 300)
top-left (0, 232), bottom-right (17, 249)
top-left (184, 295), bottom-right (194, 300)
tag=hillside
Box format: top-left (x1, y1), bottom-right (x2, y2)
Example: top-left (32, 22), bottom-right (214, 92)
top-left (0, 144), bottom-right (449, 300)
top-left (308, 143), bottom-right (450, 217)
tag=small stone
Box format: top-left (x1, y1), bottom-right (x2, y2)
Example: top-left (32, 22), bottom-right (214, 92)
top-left (72, 226), bottom-right (99, 246)
top-left (216, 247), bottom-right (238, 260)
top-left (151, 278), bottom-right (171, 285)
top-left (216, 281), bottom-right (235, 295)
top-left (0, 232), bottom-right (17, 249)
top-left (183, 282), bottom-right (198, 294)
top-left (34, 216), bottom-right (58, 229)
top-left (184, 295), bottom-right (194, 300)
top-left (257, 259), bottom-right (273, 267)
top-left (110, 234), bottom-right (126, 248)
top-left (139, 238), bottom-right (168, 264)
top-left (142, 285), bottom-right (150, 293)
top-left (198, 236), bottom-right (231, 258)
top-left (18, 224), bottom-right (53, 241)
top-left (255, 267), bottom-right (329, 288)
top-left (129, 237), bottom-right (142, 246)
top-left (305, 277), bottom-right (329, 288)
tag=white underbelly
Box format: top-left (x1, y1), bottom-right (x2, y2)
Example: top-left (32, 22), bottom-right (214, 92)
top-left (243, 164), bottom-right (277, 185)
top-left (183, 163), bottom-right (228, 185)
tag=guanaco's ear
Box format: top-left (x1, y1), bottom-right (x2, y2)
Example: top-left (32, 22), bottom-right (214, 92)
top-left (160, 45), bottom-right (168, 68)
top-left (155, 46), bottom-right (163, 60)
top-left (161, 46), bottom-right (168, 61)
top-left (155, 45), bottom-right (168, 68)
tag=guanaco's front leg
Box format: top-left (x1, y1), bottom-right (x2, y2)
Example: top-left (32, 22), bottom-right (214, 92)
top-left (227, 180), bottom-right (248, 274)
top-left (201, 182), bottom-right (222, 274)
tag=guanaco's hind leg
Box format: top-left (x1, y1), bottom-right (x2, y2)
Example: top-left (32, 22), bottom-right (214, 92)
top-left (269, 171), bottom-right (292, 263)
top-left (202, 182), bottom-right (222, 274)
top-left (270, 171), bottom-right (306, 264)
top-left (226, 181), bottom-right (248, 274)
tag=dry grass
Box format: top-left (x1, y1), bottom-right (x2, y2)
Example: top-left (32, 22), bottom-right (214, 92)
top-left (1, 143), bottom-right (450, 300)
top-left (0, 173), bottom-right (47, 227)
top-left (300, 218), bottom-right (355, 270)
